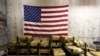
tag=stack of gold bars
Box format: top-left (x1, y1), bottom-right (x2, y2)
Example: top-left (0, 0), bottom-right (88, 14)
top-left (8, 36), bottom-right (33, 53)
top-left (8, 35), bottom-right (100, 56)
top-left (51, 35), bottom-right (61, 47)
top-left (53, 48), bottom-right (65, 56)
top-left (8, 41), bottom-right (17, 53)
top-left (18, 36), bottom-right (33, 53)
top-left (30, 39), bottom-right (40, 47)
top-left (0, 11), bottom-right (4, 28)
top-left (30, 39), bottom-right (40, 53)
top-left (39, 40), bottom-right (50, 54)
top-left (62, 35), bottom-right (84, 55)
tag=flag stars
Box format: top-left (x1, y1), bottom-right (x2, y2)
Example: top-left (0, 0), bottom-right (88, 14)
top-left (24, 5), bottom-right (41, 22)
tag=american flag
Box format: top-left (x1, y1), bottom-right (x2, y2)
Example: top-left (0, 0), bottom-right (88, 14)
top-left (24, 5), bottom-right (68, 36)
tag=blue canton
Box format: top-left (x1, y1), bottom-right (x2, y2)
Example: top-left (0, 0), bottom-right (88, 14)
top-left (24, 5), bottom-right (41, 22)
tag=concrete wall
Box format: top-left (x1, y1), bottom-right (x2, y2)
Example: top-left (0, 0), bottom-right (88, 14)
top-left (69, 0), bottom-right (100, 47)
top-left (69, 0), bottom-right (100, 38)
top-left (7, 0), bottom-right (23, 41)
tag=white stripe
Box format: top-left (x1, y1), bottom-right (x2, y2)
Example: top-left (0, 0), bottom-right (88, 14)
top-left (24, 31), bottom-right (68, 34)
top-left (42, 7), bottom-right (68, 11)
top-left (42, 17), bottom-right (68, 21)
top-left (25, 21), bottom-right (68, 25)
top-left (41, 12), bottom-right (68, 16)
top-left (24, 26), bottom-right (68, 30)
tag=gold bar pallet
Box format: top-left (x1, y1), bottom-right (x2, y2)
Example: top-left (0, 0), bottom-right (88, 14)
top-left (7, 36), bottom-right (53, 56)
top-left (7, 36), bottom-right (94, 56)
top-left (61, 37), bottom-right (88, 56)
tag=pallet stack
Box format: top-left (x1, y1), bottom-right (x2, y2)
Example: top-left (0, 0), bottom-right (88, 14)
top-left (53, 48), bottom-right (66, 56)
top-left (8, 35), bottom-right (100, 56)
top-left (0, 11), bottom-right (5, 28)
top-left (8, 36), bottom-right (53, 56)
top-left (0, 11), bottom-right (7, 46)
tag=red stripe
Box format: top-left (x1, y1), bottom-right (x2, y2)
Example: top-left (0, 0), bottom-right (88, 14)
top-left (41, 14), bottom-right (68, 18)
top-left (41, 10), bottom-right (68, 13)
top-left (24, 28), bottom-right (68, 32)
top-left (41, 5), bottom-right (69, 9)
top-left (24, 33), bottom-right (68, 37)
top-left (24, 24), bottom-right (68, 27)
top-left (41, 19), bottom-right (68, 23)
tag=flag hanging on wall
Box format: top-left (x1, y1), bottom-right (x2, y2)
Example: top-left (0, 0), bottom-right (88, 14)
top-left (24, 5), bottom-right (69, 36)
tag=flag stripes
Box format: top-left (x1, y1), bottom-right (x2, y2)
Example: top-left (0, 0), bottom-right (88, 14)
top-left (24, 5), bottom-right (69, 36)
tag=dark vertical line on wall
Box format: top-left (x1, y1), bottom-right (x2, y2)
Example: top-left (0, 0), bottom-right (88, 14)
top-left (5, 0), bottom-right (8, 55)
